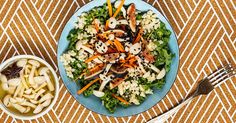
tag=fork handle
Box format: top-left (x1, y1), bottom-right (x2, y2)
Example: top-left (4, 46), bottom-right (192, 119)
top-left (147, 97), bottom-right (194, 123)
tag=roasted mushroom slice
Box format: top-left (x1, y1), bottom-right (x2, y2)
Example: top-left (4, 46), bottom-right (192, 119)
top-left (127, 3), bottom-right (136, 32)
top-left (110, 64), bottom-right (127, 74)
top-left (104, 53), bottom-right (120, 63)
top-left (106, 47), bottom-right (118, 54)
top-left (104, 29), bottom-right (126, 37)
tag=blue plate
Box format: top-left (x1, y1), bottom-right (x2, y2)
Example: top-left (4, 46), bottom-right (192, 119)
top-left (57, 0), bottom-right (179, 117)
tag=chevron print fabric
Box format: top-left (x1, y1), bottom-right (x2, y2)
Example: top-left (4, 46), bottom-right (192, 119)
top-left (0, 0), bottom-right (235, 122)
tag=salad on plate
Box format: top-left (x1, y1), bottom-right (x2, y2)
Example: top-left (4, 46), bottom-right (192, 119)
top-left (60, 0), bottom-right (174, 113)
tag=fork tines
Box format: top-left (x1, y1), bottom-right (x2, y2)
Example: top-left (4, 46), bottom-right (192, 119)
top-left (207, 64), bottom-right (236, 87)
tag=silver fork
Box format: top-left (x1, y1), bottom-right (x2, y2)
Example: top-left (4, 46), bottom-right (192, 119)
top-left (148, 64), bottom-right (236, 123)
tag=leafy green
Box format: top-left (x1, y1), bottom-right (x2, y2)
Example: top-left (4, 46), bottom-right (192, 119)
top-left (137, 77), bottom-right (165, 90)
top-left (136, 14), bottom-right (142, 20)
top-left (99, 88), bottom-right (130, 113)
top-left (147, 22), bottom-right (171, 40)
top-left (152, 79), bottom-right (166, 89)
top-left (79, 77), bottom-right (89, 87)
top-left (100, 90), bottom-right (119, 113)
top-left (136, 95), bottom-right (145, 103)
top-left (69, 59), bottom-right (87, 79)
top-left (67, 28), bottom-right (83, 50)
top-left (84, 4), bottom-right (109, 25)
top-left (160, 21), bottom-right (166, 29)
top-left (144, 21), bottom-right (174, 72)
top-left (137, 77), bottom-right (149, 85)
top-left (136, 11), bottom-right (147, 21)
top-left (84, 83), bottom-right (100, 97)
top-left (79, 78), bottom-right (99, 97)
top-left (142, 78), bottom-right (166, 90)
top-left (154, 46), bottom-right (174, 72)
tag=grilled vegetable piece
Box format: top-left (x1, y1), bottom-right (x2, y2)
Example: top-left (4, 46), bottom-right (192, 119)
top-left (110, 64), bottom-right (127, 74)
top-left (127, 4), bottom-right (136, 32)
top-left (133, 28), bottom-right (144, 44)
top-left (104, 53), bottom-right (120, 63)
top-left (104, 29), bottom-right (126, 37)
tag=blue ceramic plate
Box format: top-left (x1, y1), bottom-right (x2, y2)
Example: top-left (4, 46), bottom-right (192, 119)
top-left (57, 0), bottom-right (179, 117)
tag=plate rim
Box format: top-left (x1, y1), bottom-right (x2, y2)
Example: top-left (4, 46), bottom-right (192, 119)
top-left (57, 0), bottom-right (179, 117)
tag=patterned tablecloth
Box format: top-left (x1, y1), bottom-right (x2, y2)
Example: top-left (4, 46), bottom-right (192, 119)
top-left (0, 0), bottom-right (235, 122)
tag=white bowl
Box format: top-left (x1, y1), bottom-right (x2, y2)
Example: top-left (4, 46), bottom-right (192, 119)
top-left (0, 55), bottom-right (59, 120)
